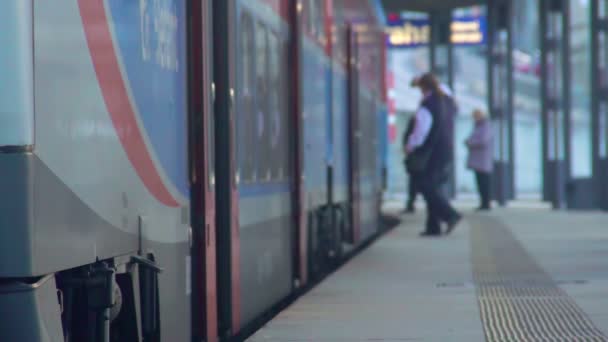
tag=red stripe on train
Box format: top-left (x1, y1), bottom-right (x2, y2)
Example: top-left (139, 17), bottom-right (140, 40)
top-left (78, 0), bottom-right (179, 207)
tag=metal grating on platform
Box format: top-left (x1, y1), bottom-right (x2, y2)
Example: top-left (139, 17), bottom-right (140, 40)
top-left (469, 215), bottom-right (608, 342)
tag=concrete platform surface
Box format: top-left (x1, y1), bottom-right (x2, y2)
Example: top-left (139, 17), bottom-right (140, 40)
top-left (248, 203), bottom-right (608, 341)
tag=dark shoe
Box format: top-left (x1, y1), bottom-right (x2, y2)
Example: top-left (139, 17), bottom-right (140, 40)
top-left (419, 231), bottom-right (441, 237)
top-left (445, 215), bottom-right (462, 235)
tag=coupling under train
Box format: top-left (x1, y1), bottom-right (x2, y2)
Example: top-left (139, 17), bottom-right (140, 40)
top-left (0, 0), bottom-right (388, 341)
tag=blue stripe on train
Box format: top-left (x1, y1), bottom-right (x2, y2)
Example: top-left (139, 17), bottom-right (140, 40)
top-left (107, 0), bottom-right (189, 196)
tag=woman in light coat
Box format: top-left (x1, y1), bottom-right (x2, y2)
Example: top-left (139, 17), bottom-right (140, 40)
top-left (465, 109), bottom-right (494, 211)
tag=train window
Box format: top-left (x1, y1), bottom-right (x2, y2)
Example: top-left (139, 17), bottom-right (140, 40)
top-left (241, 14), bottom-right (255, 98)
top-left (336, 25), bottom-right (346, 65)
top-left (307, 0), bottom-right (317, 38)
top-left (280, 37), bottom-right (292, 181)
top-left (282, 36), bottom-right (293, 181)
top-left (239, 11), bottom-right (256, 183)
top-left (314, 0), bottom-right (326, 44)
top-left (208, 73), bottom-right (215, 189)
top-left (268, 31), bottom-right (283, 181)
top-left (255, 21), bottom-right (270, 182)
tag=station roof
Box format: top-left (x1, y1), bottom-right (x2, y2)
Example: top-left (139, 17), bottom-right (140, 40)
top-left (380, 0), bottom-right (486, 12)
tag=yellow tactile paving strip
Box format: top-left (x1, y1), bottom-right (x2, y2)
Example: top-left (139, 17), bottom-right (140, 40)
top-left (469, 215), bottom-right (607, 342)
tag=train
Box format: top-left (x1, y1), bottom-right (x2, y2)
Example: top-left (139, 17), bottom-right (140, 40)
top-left (0, 1), bottom-right (388, 341)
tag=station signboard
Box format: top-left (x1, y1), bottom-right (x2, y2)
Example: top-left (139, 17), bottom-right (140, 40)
top-left (386, 16), bottom-right (487, 48)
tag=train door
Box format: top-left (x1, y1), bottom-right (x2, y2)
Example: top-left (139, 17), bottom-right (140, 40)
top-left (212, 0), bottom-right (241, 339)
top-left (188, 1), bottom-right (218, 341)
top-left (346, 25), bottom-right (361, 244)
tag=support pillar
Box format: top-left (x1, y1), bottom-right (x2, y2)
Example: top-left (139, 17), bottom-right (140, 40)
top-left (429, 11), bottom-right (454, 89)
top-left (591, 0), bottom-right (608, 210)
top-left (540, 0), bottom-right (569, 209)
top-left (487, 0), bottom-right (515, 206)
top-left (429, 10), bottom-right (456, 198)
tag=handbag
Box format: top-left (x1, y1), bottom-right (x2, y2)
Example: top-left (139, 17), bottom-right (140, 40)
top-left (406, 146), bottom-right (432, 173)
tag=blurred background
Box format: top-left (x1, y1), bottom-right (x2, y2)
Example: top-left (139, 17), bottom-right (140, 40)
top-left (385, 0), bottom-right (592, 202)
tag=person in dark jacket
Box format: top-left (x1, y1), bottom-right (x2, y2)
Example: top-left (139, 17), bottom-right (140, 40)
top-left (466, 109), bottom-right (494, 210)
top-left (402, 115), bottom-right (419, 213)
top-left (406, 73), bottom-right (462, 236)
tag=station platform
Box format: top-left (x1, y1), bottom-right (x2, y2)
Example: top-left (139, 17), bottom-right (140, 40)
top-left (248, 201), bottom-right (608, 341)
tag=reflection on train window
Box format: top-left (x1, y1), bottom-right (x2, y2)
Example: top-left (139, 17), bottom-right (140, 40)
top-left (332, 6), bottom-right (344, 62)
top-left (306, 0), bottom-right (317, 39)
top-left (238, 17), bottom-right (291, 184)
top-left (333, 26), bottom-right (341, 64)
top-left (305, 0), bottom-right (325, 44)
top-left (239, 11), bottom-right (256, 183)
top-left (206, 17), bottom-right (216, 189)
top-left (268, 30), bottom-right (282, 180)
top-left (336, 26), bottom-right (346, 66)
top-left (255, 20), bottom-right (270, 181)
top-left (314, 0), bottom-right (326, 44)
top-left (279, 35), bottom-right (292, 181)
top-left (208, 78), bottom-right (215, 189)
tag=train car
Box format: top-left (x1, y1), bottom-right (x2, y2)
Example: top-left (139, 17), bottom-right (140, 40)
top-left (0, 1), bottom-right (387, 341)
top-left (213, 0), bottom-right (296, 338)
top-left (214, 1), bottom-right (387, 338)
top-left (296, 0), bottom-right (340, 280)
top-left (0, 0), bottom-right (195, 341)
top-left (298, 0), bottom-right (388, 280)
top-left (339, 0), bottom-right (388, 244)
top-left (356, 25), bottom-right (388, 241)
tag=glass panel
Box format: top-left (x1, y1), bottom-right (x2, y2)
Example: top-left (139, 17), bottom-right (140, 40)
top-left (206, 19), bottom-right (216, 188)
top-left (600, 33), bottom-right (607, 70)
top-left (307, 0), bottom-right (317, 38)
top-left (435, 45), bottom-right (449, 84)
top-left (315, 0), bottom-right (325, 43)
top-left (600, 103), bottom-right (608, 157)
top-left (208, 81), bottom-right (215, 188)
top-left (512, 2), bottom-right (541, 195)
top-left (491, 30), bottom-right (510, 163)
top-left (280, 37), bottom-right (292, 181)
top-left (267, 31), bottom-right (284, 180)
top-left (255, 21), bottom-right (270, 181)
top-left (570, 0), bottom-right (592, 176)
top-left (600, 31), bottom-right (608, 158)
top-left (547, 12), bottom-right (565, 161)
top-left (238, 12), bottom-right (256, 183)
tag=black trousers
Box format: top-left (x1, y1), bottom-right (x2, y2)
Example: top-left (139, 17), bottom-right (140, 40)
top-left (418, 170), bottom-right (460, 234)
top-left (406, 173), bottom-right (419, 208)
top-left (475, 171), bottom-right (491, 209)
